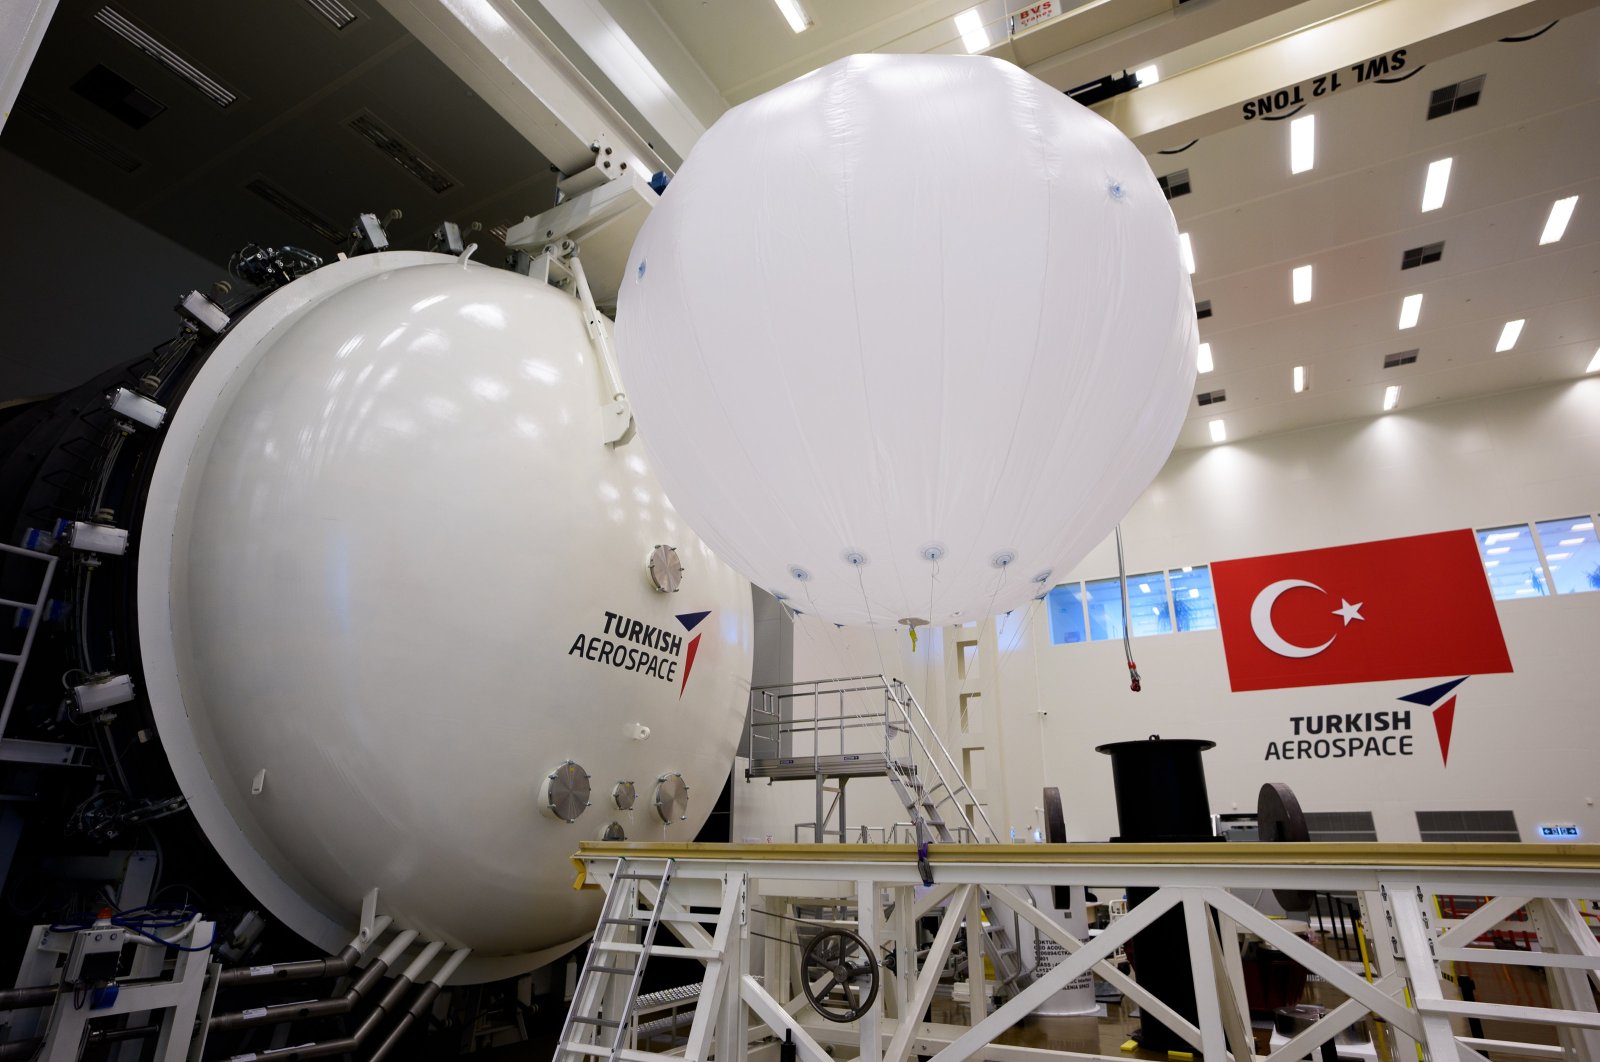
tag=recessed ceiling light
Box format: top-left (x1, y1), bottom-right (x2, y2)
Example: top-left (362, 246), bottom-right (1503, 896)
top-left (1421, 157), bottom-right (1452, 212)
top-left (1383, 384), bottom-right (1400, 411)
top-left (954, 7), bottom-right (988, 52)
top-left (1559, 538), bottom-right (1584, 546)
top-left (1539, 195), bottom-right (1578, 245)
top-left (1398, 293), bottom-right (1423, 330)
top-left (1573, 522), bottom-right (1595, 531)
top-left (1292, 265), bottom-right (1312, 304)
top-left (1484, 530), bottom-right (1520, 544)
top-left (772, 0), bottom-right (811, 32)
top-left (1486, 546), bottom-right (1511, 555)
top-left (1179, 233), bottom-right (1195, 275)
top-left (1495, 319), bottom-right (1525, 352)
top-left (1208, 418), bottom-right (1226, 443)
top-left (1290, 114), bottom-right (1315, 174)
top-left (1292, 365), bottom-right (1307, 393)
top-left (94, 7), bottom-right (236, 107)
top-left (1196, 342), bottom-right (1213, 373)
top-left (1135, 65), bottom-right (1159, 86)
top-left (1587, 346), bottom-right (1600, 374)
top-left (1546, 552), bottom-right (1572, 561)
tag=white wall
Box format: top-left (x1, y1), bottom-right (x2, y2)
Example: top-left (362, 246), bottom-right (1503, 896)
top-left (990, 377), bottom-right (1600, 845)
top-left (0, 148), bottom-right (225, 399)
top-left (735, 377), bottom-right (1600, 847)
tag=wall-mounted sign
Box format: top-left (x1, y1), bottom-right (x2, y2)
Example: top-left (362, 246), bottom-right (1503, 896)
top-left (1013, 1), bottom-right (1057, 30)
top-left (1537, 823), bottom-right (1580, 840)
top-left (1241, 49), bottom-right (1409, 121)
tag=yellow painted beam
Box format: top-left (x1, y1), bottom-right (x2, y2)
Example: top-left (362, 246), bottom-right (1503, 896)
top-left (575, 840), bottom-right (1600, 871)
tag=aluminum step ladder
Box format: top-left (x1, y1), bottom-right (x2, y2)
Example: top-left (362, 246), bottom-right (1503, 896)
top-left (557, 859), bottom-right (745, 1062)
top-left (556, 858), bottom-right (677, 1062)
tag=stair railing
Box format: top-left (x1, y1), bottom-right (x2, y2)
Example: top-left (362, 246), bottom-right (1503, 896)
top-left (880, 677), bottom-right (1000, 845)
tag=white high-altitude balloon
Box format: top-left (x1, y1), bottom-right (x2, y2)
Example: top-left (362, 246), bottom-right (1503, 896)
top-left (617, 53), bottom-right (1196, 626)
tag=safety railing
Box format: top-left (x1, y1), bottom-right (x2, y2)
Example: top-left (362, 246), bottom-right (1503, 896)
top-left (743, 674), bottom-right (997, 846)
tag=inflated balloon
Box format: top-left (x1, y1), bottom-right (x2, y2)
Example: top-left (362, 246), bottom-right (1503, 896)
top-left (616, 53), bottom-right (1196, 626)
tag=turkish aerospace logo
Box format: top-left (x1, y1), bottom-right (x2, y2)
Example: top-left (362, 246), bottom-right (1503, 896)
top-left (567, 610), bottom-right (710, 697)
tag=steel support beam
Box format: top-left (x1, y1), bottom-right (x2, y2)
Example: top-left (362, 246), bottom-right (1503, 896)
top-left (0, 0), bottom-right (58, 133)
top-left (525, 0), bottom-right (715, 168)
top-left (1094, 0), bottom-right (1600, 151)
top-left (374, 0), bottom-right (664, 179)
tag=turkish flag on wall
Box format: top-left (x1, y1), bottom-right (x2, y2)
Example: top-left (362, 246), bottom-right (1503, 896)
top-left (1212, 530), bottom-right (1512, 692)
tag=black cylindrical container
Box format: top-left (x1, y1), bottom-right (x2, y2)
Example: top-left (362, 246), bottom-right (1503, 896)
top-left (1095, 736), bottom-right (1219, 1053)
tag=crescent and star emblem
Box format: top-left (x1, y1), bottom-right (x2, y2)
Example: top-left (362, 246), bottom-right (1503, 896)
top-left (1249, 579), bottom-right (1365, 658)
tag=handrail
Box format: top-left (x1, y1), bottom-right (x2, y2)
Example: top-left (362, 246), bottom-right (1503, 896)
top-left (742, 672), bottom-right (998, 847)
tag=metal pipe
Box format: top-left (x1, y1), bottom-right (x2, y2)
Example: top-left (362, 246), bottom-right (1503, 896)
top-left (366, 947), bottom-right (470, 1062)
top-left (208, 929), bottom-right (417, 1032)
top-left (0, 985), bottom-right (57, 1010)
top-left (218, 916), bottom-right (392, 987)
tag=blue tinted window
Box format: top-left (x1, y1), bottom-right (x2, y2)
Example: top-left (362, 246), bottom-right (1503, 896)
top-left (1046, 584), bottom-right (1087, 644)
top-left (1535, 517), bottom-right (1600, 596)
top-left (1475, 524), bottom-right (1547, 600)
top-left (1171, 565), bottom-right (1218, 632)
top-left (1126, 573), bottom-right (1172, 637)
top-left (1083, 578), bottom-right (1126, 641)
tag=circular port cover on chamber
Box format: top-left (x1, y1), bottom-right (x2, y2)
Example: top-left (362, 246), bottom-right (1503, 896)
top-left (612, 780), bottom-right (637, 811)
top-left (653, 772), bottom-right (689, 823)
top-left (542, 761), bottom-right (592, 823)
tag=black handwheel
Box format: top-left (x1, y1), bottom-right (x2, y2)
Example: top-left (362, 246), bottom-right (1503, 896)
top-left (801, 928), bottom-right (880, 1022)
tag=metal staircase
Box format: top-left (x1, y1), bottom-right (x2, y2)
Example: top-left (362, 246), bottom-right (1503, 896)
top-left (744, 674), bottom-right (1031, 1000)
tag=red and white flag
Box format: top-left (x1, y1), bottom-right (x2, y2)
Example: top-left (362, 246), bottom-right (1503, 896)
top-left (1212, 530), bottom-right (1512, 693)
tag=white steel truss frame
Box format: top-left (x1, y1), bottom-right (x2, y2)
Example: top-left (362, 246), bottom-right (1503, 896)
top-left (572, 842), bottom-right (1600, 1062)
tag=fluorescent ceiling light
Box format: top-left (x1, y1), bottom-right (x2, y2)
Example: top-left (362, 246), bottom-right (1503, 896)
top-left (1292, 365), bottom-right (1306, 393)
top-left (1290, 114), bottom-right (1315, 174)
top-left (1483, 560), bottom-right (1499, 568)
top-left (1495, 319), bottom-right (1525, 352)
top-left (1559, 538), bottom-right (1584, 546)
top-left (1486, 546), bottom-right (1510, 555)
top-left (954, 8), bottom-right (988, 52)
top-left (1292, 265), bottom-right (1312, 304)
top-left (1196, 342), bottom-right (1213, 373)
top-left (1135, 65), bottom-right (1159, 86)
top-left (1574, 522), bottom-right (1595, 531)
top-left (1539, 195), bottom-right (1578, 244)
top-left (1383, 384), bottom-right (1400, 411)
top-left (1208, 418), bottom-right (1226, 443)
top-left (1138, 583), bottom-right (1151, 593)
top-left (1188, 588), bottom-right (1200, 598)
top-left (772, 0), bottom-right (811, 32)
top-left (1587, 346), bottom-right (1600, 373)
top-left (1546, 552), bottom-right (1572, 561)
top-left (1421, 157), bottom-right (1452, 212)
top-left (1485, 531), bottom-right (1520, 544)
top-left (1398, 293), bottom-right (1423, 330)
top-left (1179, 233), bottom-right (1195, 275)
top-left (94, 7), bottom-right (236, 107)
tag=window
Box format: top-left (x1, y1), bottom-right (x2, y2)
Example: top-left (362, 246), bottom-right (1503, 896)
top-left (1127, 573), bottom-right (1172, 636)
top-left (1170, 565), bottom-right (1218, 631)
top-left (1083, 578), bottom-right (1127, 641)
top-left (1082, 575), bottom-right (1171, 640)
top-left (1534, 516), bottom-right (1600, 595)
top-left (1045, 584), bottom-right (1087, 645)
top-left (1475, 524), bottom-right (1547, 599)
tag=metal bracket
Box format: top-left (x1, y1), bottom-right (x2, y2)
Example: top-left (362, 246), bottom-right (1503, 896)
top-left (359, 888), bottom-right (380, 946)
